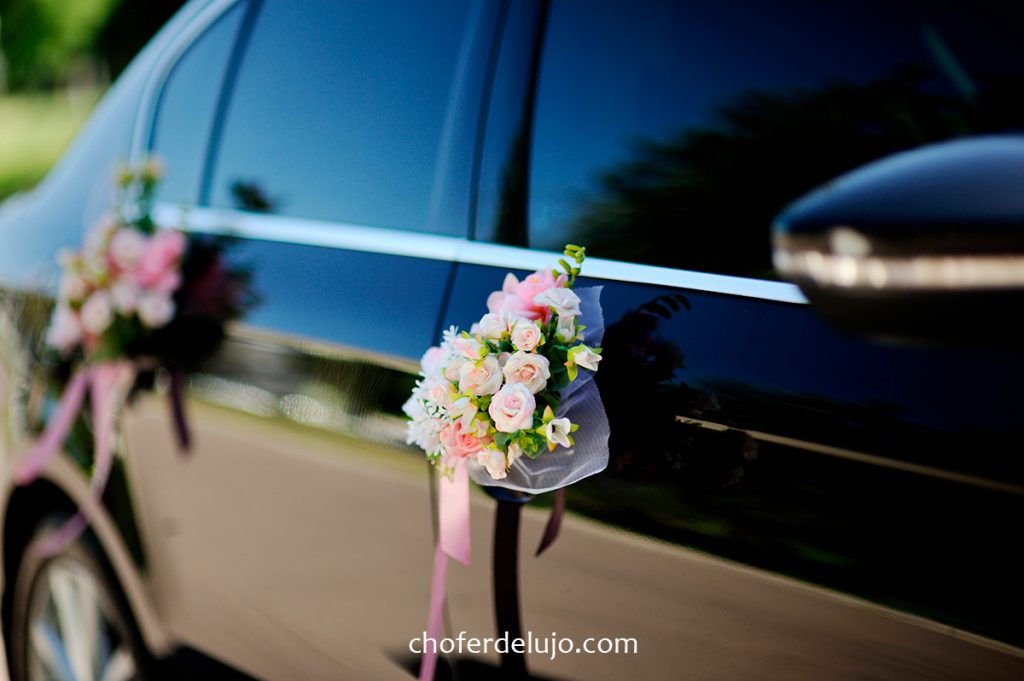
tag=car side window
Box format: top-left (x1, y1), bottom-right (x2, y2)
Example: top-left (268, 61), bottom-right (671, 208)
top-left (150, 0), bottom-right (249, 206)
top-left (527, 0), bottom-right (1024, 279)
top-left (207, 0), bottom-right (474, 235)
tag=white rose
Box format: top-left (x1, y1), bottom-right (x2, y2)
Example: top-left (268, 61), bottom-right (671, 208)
top-left (477, 447), bottom-right (508, 480)
top-left (569, 344), bottom-right (602, 371)
top-left (83, 217), bottom-right (116, 261)
top-left (80, 291), bottom-right (113, 336)
top-left (111, 280), bottom-right (141, 314)
top-left (544, 417), bottom-right (573, 450)
top-left (46, 306), bottom-right (82, 353)
top-left (449, 395), bottom-right (478, 427)
top-left (137, 292), bottom-right (175, 328)
top-left (511, 319), bottom-right (543, 352)
top-left (477, 312), bottom-right (512, 341)
top-left (458, 355), bottom-right (503, 396)
top-left (58, 272), bottom-right (88, 303)
top-left (506, 442), bottom-right (524, 467)
top-left (555, 314), bottom-right (577, 343)
top-left (419, 346), bottom-right (447, 377)
top-left (502, 351), bottom-right (550, 394)
top-left (109, 228), bottom-right (147, 270)
top-left (444, 354), bottom-right (467, 383)
top-left (533, 287), bottom-right (581, 318)
top-left (422, 376), bottom-right (453, 410)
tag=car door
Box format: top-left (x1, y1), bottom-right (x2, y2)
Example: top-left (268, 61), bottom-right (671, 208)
top-left (122, 1), bottom-right (503, 679)
top-left (436, 1), bottom-right (1024, 679)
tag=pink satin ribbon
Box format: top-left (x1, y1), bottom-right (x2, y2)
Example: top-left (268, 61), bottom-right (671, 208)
top-left (15, 361), bottom-right (135, 555)
top-left (419, 457), bottom-right (471, 681)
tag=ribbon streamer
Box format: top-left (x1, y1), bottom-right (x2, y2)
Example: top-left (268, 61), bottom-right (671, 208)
top-left (535, 488), bottom-right (566, 557)
top-left (15, 361), bottom-right (135, 556)
top-left (168, 369), bottom-right (192, 451)
top-left (419, 458), bottom-right (471, 681)
top-left (494, 500), bottom-right (527, 676)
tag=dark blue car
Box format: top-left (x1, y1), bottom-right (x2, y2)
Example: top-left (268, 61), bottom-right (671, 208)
top-left (2, 1), bottom-right (1023, 679)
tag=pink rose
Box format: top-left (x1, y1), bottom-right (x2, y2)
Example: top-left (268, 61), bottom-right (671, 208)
top-left (515, 269), bottom-right (564, 309)
top-left (452, 334), bottom-right (485, 360)
top-left (488, 383), bottom-right (536, 433)
top-left (133, 229), bottom-right (186, 292)
top-left (440, 418), bottom-right (490, 458)
top-left (513, 269), bottom-right (568, 321)
top-left (486, 273), bottom-right (521, 315)
top-left (502, 351), bottom-right (550, 394)
top-left (458, 355), bottom-right (503, 396)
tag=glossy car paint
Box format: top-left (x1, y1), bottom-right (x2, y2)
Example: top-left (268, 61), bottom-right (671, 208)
top-left (2, 1), bottom-right (1024, 680)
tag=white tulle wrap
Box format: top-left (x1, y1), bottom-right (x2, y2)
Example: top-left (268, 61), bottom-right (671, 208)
top-left (468, 286), bottom-right (609, 494)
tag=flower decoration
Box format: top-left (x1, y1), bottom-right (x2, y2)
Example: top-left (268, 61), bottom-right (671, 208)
top-left (404, 245), bottom-right (602, 481)
top-left (15, 158), bottom-right (254, 552)
top-left (407, 245), bottom-right (609, 681)
top-left (43, 158), bottom-right (252, 369)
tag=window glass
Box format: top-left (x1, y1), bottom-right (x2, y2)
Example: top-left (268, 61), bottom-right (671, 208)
top-left (528, 0), bottom-right (1024, 278)
top-left (209, 0), bottom-right (473, 234)
top-left (150, 1), bottom-right (247, 205)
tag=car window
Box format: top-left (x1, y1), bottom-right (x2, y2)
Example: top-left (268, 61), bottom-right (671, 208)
top-left (528, 0), bottom-right (1024, 279)
top-left (207, 0), bottom-right (474, 235)
top-left (150, 0), bottom-right (249, 206)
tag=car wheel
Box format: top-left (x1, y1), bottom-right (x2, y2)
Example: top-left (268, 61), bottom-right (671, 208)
top-left (9, 517), bottom-right (152, 681)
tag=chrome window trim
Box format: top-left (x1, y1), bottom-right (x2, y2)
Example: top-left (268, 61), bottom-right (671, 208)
top-left (129, 0), bottom-right (244, 161)
top-left (132, 0), bottom-right (806, 305)
top-left (154, 203), bottom-right (808, 303)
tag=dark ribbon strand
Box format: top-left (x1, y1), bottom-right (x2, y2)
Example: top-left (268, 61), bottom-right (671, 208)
top-left (535, 488), bottom-right (566, 557)
top-left (168, 369), bottom-right (192, 451)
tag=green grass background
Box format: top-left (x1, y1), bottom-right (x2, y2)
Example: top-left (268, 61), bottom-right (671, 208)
top-left (0, 86), bottom-right (99, 201)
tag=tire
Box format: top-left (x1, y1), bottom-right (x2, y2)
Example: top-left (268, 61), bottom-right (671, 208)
top-left (8, 516), bottom-right (154, 681)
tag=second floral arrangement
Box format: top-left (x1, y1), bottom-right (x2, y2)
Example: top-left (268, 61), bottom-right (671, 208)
top-left (405, 245), bottom-right (605, 489)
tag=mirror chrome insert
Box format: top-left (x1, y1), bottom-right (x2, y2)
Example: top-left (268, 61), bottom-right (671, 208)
top-left (774, 248), bottom-right (1024, 290)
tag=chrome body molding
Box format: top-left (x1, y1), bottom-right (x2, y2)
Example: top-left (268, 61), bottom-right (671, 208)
top-left (155, 203), bottom-right (809, 304)
top-left (677, 416), bottom-right (1024, 496)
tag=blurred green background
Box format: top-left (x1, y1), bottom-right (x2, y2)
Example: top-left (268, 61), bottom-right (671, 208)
top-left (0, 0), bottom-right (187, 200)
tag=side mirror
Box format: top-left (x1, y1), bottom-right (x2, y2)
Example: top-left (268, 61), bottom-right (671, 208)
top-left (772, 136), bottom-right (1024, 346)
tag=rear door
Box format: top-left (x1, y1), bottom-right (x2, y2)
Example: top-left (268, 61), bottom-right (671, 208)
top-left (440, 1), bottom-right (1024, 679)
top-left (126, 1), bottom-right (502, 678)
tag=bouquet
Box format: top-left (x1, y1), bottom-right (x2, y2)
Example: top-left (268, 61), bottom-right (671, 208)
top-left (16, 158), bottom-right (252, 549)
top-left (407, 245), bottom-right (609, 681)
top-left (44, 158), bottom-right (251, 371)
top-left (404, 245), bottom-right (606, 489)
